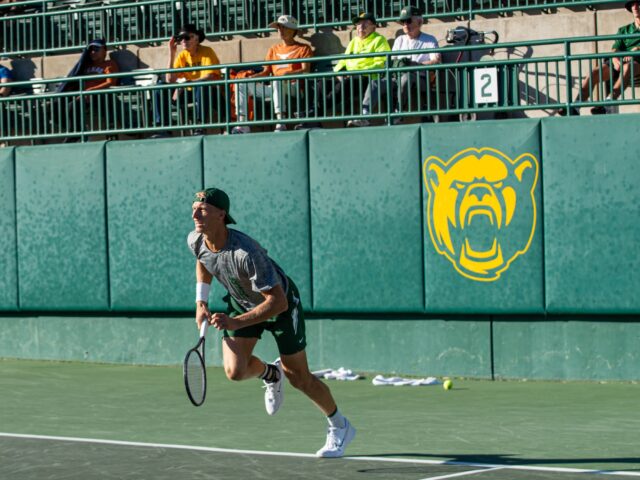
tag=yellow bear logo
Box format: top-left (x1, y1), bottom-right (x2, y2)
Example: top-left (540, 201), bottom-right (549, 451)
top-left (423, 147), bottom-right (538, 281)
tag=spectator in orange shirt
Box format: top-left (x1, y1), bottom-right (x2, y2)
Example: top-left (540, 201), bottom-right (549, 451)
top-left (58, 38), bottom-right (120, 142)
top-left (232, 15), bottom-right (312, 134)
top-left (152, 24), bottom-right (222, 138)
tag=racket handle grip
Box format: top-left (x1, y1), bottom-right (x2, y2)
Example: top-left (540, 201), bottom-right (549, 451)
top-left (199, 320), bottom-right (209, 338)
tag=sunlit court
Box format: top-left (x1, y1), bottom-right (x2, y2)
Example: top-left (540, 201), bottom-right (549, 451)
top-left (0, 359), bottom-right (639, 480)
top-left (2, 0), bottom-right (640, 479)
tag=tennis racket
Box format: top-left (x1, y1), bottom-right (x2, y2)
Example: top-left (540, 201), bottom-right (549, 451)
top-left (183, 321), bottom-right (209, 407)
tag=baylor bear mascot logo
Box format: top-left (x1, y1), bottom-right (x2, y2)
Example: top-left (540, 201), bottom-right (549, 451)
top-left (423, 147), bottom-right (538, 281)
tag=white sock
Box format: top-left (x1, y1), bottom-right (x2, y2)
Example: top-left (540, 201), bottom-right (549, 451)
top-left (327, 408), bottom-right (346, 429)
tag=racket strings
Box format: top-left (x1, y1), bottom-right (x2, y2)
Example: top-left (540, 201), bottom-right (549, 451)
top-left (185, 350), bottom-right (206, 405)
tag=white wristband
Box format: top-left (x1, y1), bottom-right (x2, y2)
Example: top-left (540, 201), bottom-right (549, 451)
top-left (196, 282), bottom-right (210, 303)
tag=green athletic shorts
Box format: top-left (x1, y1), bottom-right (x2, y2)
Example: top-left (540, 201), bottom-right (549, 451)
top-left (222, 278), bottom-right (307, 356)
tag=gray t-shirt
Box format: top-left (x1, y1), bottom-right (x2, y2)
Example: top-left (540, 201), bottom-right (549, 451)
top-left (392, 32), bottom-right (440, 64)
top-left (187, 229), bottom-right (288, 311)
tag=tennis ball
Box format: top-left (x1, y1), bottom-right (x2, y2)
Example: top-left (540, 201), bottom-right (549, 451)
top-left (443, 379), bottom-right (453, 390)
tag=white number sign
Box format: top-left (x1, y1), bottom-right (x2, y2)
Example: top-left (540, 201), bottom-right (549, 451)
top-left (474, 67), bottom-right (498, 104)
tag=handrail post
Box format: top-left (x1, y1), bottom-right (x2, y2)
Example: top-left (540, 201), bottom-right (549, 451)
top-left (564, 40), bottom-right (574, 115)
top-left (79, 79), bottom-right (86, 141)
top-left (224, 71), bottom-right (231, 134)
top-left (385, 52), bottom-right (392, 126)
top-left (41, 0), bottom-right (46, 54)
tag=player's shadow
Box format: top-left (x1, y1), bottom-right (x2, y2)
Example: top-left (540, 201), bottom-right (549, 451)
top-left (352, 453), bottom-right (640, 471)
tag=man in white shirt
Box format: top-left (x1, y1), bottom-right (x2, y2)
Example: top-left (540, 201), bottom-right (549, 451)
top-left (391, 5), bottom-right (441, 123)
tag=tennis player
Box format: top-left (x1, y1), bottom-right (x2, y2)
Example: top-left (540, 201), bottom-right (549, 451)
top-left (188, 187), bottom-right (355, 458)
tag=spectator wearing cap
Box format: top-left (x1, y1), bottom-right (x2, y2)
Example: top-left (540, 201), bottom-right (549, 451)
top-left (57, 38), bottom-right (120, 142)
top-left (0, 64), bottom-right (12, 97)
top-left (390, 5), bottom-right (441, 124)
top-left (334, 12), bottom-right (391, 127)
top-left (565, 0), bottom-right (640, 116)
top-left (58, 39), bottom-right (120, 93)
top-left (232, 15), bottom-right (313, 134)
top-left (297, 12), bottom-right (390, 129)
top-left (152, 24), bottom-right (221, 138)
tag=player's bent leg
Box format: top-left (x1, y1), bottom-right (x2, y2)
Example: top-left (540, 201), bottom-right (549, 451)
top-left (221, 336), bottom-right (263, 381)
top-left (280, 350), bottom-right (356, 458)
top-left (280, 350), bottom-right (336, 415)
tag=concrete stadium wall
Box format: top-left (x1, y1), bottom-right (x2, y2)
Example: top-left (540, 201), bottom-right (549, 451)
top-left (0, 117), bottom-right (639, 380)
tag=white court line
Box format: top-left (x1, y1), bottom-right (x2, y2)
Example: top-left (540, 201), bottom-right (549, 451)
top-left (1, 432), bottom-right (639, 478)
top-left (419, 466), bottom-right (505, 480)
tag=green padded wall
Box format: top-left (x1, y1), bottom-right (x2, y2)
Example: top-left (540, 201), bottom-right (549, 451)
top-left (106, 138), bottom-right (202, 311)
top-left (306, 317), bottom-right (491, 378)
top-left (309, 126), bottom-right (424, 313)
top-left (15, 144), bottom-right (109, 310)
top-left (0, 148), bottom-right (17, 310)
top-left (421, 119), bottom-right (544, 313)
top-left (203, 132), bottom-right (312, 310)
top-left (0, 316), bottom-right (211, 364)
top-left (0, 315), bottom-right (490, 378)
top-left (542, 115), bottom-right (640, 313)
top-left (493, 317), bottom-right (640, 380)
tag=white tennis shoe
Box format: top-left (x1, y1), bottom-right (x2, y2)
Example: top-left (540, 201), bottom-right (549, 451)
top-left (231, 126), bottom-right (251, 134)
top-left (316, 418), bottom-right (356, 458)
top-left (263, 358), bottom-right (284, 415)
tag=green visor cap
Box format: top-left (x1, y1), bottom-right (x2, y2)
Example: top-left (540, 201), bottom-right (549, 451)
top-left (399, 5), bottom-right (421, 20)
top-left (352, 12), bottom-right (377, 24)
top-left (193, 188), bottom-right (237, 224)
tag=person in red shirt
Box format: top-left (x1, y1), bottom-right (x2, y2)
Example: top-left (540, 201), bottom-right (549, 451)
top-left (232, 15), bottom-right (313, 134)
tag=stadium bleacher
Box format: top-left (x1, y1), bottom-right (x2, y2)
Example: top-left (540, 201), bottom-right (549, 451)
top-left (0, 0), bottom-right (638, 144)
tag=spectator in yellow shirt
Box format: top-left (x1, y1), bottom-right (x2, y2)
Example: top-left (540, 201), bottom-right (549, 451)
top-left (152, 24), bottom-right (221, 138)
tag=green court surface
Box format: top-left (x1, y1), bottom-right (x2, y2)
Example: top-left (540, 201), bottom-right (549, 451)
top-left (0, 359), bottom-right (638, 480)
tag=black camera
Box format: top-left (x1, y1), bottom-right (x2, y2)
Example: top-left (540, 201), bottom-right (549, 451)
top-left (173, 33), bottom-right (189, 42)
top-left (391, 57), bottom-right (414, 69)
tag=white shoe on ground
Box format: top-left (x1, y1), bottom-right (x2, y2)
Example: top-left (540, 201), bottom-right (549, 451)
top-left (347, 119), bottom-right (370, 128)
top-left (274, 123), bottom-right (287, 132)
top-left (263, 358), bottom-right (284, 415)
top-left (316, 418), bottom-right (356, 458)
top-left (231, 126), bottom-right (251, 134)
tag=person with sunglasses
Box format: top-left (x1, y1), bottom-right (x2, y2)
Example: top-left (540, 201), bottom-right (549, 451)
top-left (152, 24), bottom-right (221, 138)
top-left (57, 39), bottom-right (120, 142)
top-left (390, 6), bottom-right (441, 125)
top-left (295, 12), bottom-right (390, 130)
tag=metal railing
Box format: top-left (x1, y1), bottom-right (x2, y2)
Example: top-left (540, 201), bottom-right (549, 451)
top-left (0, 0), bottom-right (624, 57)
top-left (1, 33), bottom-right (639, 143)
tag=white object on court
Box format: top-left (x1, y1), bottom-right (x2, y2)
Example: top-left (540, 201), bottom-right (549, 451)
top-left (371, 375), bottom-right (440, 386)
top-left (311, 367), bottom-right (361, 381)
